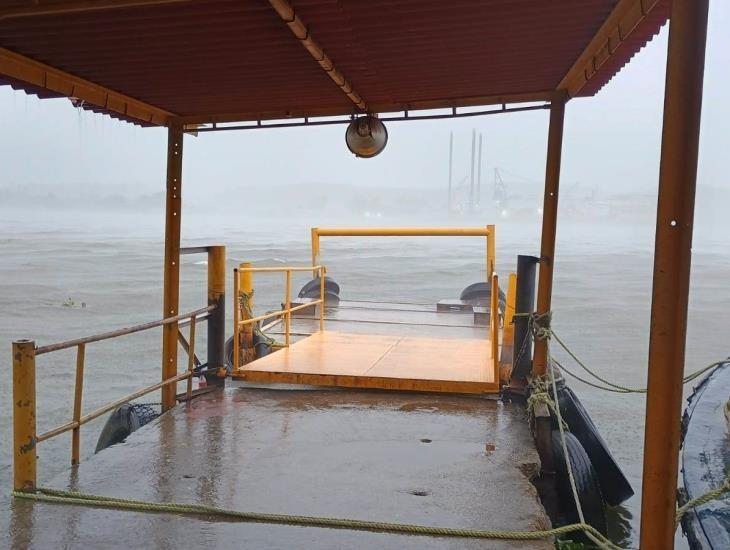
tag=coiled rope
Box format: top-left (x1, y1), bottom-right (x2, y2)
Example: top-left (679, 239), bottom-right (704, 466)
top-left (13, 487), bottom-right (616, 544)
top-left (238, 289), bottom-right (282, 349)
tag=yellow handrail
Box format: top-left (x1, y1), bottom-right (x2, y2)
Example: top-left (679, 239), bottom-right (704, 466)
top-left (12, 307), bottom-right (207, 491)
top-left (310, 226), bottom-right (495, 282)
top-left (491, 274), bottom-right (500, 384)
top-left (233, 264), bottom-right (327, 370)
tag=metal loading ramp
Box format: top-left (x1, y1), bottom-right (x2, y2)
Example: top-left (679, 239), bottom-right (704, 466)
top-left (236, 330), bottom-right (500, 394)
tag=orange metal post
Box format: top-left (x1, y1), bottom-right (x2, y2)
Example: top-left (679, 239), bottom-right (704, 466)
top-left (232, 268), bottom-right (240, 371)
top-left (639, 0), bottom-right (709, 548)
top-left (13, 339), bottom-right (36, 491)
top-left (490, 274), bottom-right (499, 373)
top-left (532, 92), bottom-right (566, 376)
top-left (71, 343), bottom-right (85, 465)
top-left (311, 228), bottom-right (320, 278)
top-left (185, 316), bottom-right (196, 401)
top-left (285, 270), bottom-right (292, 346)
top-left (161, 121), bottom-right (184, 411)
top-left (486, 224), bottom-right (496, 282)
top-left (240, 263), bottom-right (256, 363)
top-left (319, 266), bottom-right (326, 331)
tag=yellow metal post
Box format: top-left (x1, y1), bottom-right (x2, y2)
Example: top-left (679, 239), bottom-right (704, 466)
top-left (640, 0), bottom-right (709, 548)
top-left (499, 272), bottom-right (518, 385)
top-left (185, 316), bottom-right (196, 401)
top-left (284, 269), bottom-right (292, 346)
top-left (71, 343), bottom-right (85, 465)
top-left (533, 92), bottom-right (566, 377)
top-left (161, 121), bottom-right (184, 412)
top-left (311, 228), bottom-right (320, 278)
top-left (232, 268), bottom-right (240, 371)
top-left (319, 266), bottom-right (326, 332)
top-left (13, 339), bottom-right (36, 491)
top-left (206, 245), bottom-right (226, 381)
top-left (505, 273), bottom-right (517, 328)
top-left (486, 224), bottom-right (495, 282)
top-left (240, 262), bottom-right (256, 364)
top-left (490, 274), bottom-right (499, 382)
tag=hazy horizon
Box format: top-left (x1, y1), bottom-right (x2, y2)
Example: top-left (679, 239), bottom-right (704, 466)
top-left (0, 2), bottom-right (727, 202)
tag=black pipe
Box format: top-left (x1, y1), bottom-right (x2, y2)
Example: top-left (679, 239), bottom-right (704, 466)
top-left (511, 255), bottom-right (539, 381)
top-left (206, 247), bottom-right (226, 385)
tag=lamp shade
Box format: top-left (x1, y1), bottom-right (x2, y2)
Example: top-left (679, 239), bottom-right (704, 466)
top-left (345, 116), bottom-right (388, 158)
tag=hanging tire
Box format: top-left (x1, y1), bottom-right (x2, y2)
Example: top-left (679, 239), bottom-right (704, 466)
top-left (551, 429), bottom-right (608, 536)
top-left (298, 276), bottom-right (340, 298)
top-left (459, 282), bottom-right (505, 312)
top-left (557, 385), bottom-right (634, 506)
top-left (95, 403), bottom-right (159, 453)
top-left (225, 334), bottom-right (272, 368)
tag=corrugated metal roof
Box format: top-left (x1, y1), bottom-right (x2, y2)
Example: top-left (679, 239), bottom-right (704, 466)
top-left (0, 0), bottom-right (669, 126)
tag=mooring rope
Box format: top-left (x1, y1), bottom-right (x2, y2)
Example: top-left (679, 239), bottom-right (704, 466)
top-left (519, 310), bottom-right (730, 544)
top-left (13, 487), bottom-right (617, 545)
top-left (676, 475), bottom-right (730, 524)
top-left (238, 289), bottom-right (283, 349)
top-left (514, 312), bottom-right (727, 393)
top-left (546, 333), bottom-right (619, 550)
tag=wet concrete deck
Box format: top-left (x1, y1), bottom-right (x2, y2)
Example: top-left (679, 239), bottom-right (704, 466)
top-left (7, 386), bottom-right (550, 549)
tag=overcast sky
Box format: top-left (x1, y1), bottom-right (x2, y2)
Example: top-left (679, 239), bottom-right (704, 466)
top-left (0, 2), bottom-right (727, 196)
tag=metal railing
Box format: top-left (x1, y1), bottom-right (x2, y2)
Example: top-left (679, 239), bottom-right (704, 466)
top-left (12, 245), bottom-right (226, 492)
top-left (12, 306), bottom-right (211, 491)
top-left (310, 226), bottom-right (496, 282)
top-left (232, 264), bottom-right (326, 370)
top-left (308, 226), bottom-right (500, 376)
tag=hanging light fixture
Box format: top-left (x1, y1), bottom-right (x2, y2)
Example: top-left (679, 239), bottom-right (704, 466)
top-left (345, 115), bottom-right (388, 158)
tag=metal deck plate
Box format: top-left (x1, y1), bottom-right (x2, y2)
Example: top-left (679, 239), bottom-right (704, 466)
top-left (233, 330), bottom-right (499, 394)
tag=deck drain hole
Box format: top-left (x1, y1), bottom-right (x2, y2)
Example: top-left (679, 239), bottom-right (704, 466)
top-left (420, 438), bottom-right (432, 443)
top-left (410, 490), bottom-right (429, 497)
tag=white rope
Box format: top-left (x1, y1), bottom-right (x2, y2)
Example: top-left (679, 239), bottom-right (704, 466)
top-left (546, 338), bottom-right (620, 550)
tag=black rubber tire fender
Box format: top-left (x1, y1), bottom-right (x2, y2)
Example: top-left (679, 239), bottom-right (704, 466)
top-left (459, 282), bottom-right (506, 312)
top-left (551, 429), bottom-right (608, 536)
top-left (95, 403), bottom-right (158, 453)
top-left (225, 334), bottom-right (273, 368)
top-left (297, 276), bottom-right (340, 298)
top-left (299, 289), bottom-right (341, 305)
top-left (557, 385), bottom-right (634, 506)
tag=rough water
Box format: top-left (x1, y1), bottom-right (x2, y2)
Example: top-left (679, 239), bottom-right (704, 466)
top-left (1, 209), bottom-right (729, 549)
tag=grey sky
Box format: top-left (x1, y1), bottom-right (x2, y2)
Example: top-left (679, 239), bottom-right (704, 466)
top-left (0, 1), bottom-right (727, 195)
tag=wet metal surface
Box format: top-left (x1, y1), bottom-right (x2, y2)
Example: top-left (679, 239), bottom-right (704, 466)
top-left (680, 362), bottom-right (730, 548)
top-left (283, 299), bottom-right (488, 339)
top-left (5, 386), bottom-right (550, 549)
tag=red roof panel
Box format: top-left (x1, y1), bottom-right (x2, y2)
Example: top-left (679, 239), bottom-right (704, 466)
top-left (0, 0), bottom-right (670, 125)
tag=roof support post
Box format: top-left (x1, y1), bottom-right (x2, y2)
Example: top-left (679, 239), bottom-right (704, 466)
top-left (532, 92), bottom-right (566, 377)
top-left (640, 0), bottom-right (709, 547)
top-left (161, 121), bottom-right (184, 411)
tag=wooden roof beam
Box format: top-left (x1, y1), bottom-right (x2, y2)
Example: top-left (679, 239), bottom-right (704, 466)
top-left (0, 0), bottom-right (191, 21)
top-left (558, 0), bottom-right (664, 97)
top-left (0, 47), bottom-right (175, 125)
top-left (268, 0), bottom-right (367, 112)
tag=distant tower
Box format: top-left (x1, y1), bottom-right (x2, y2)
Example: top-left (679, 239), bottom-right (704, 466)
top-left (476, 133), bottom-right (483, 209)
top-left (469, 129), bottom-right (476, 213)
top-left (448, 131), bottom-right (453, 215)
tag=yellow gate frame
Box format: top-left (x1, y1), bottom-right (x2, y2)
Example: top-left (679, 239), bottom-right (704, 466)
top-left (310, 225), bottom-right (496, 283)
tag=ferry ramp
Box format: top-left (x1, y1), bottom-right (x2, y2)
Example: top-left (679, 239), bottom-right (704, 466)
top-left (233, 299), bottom-right (501, 395)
